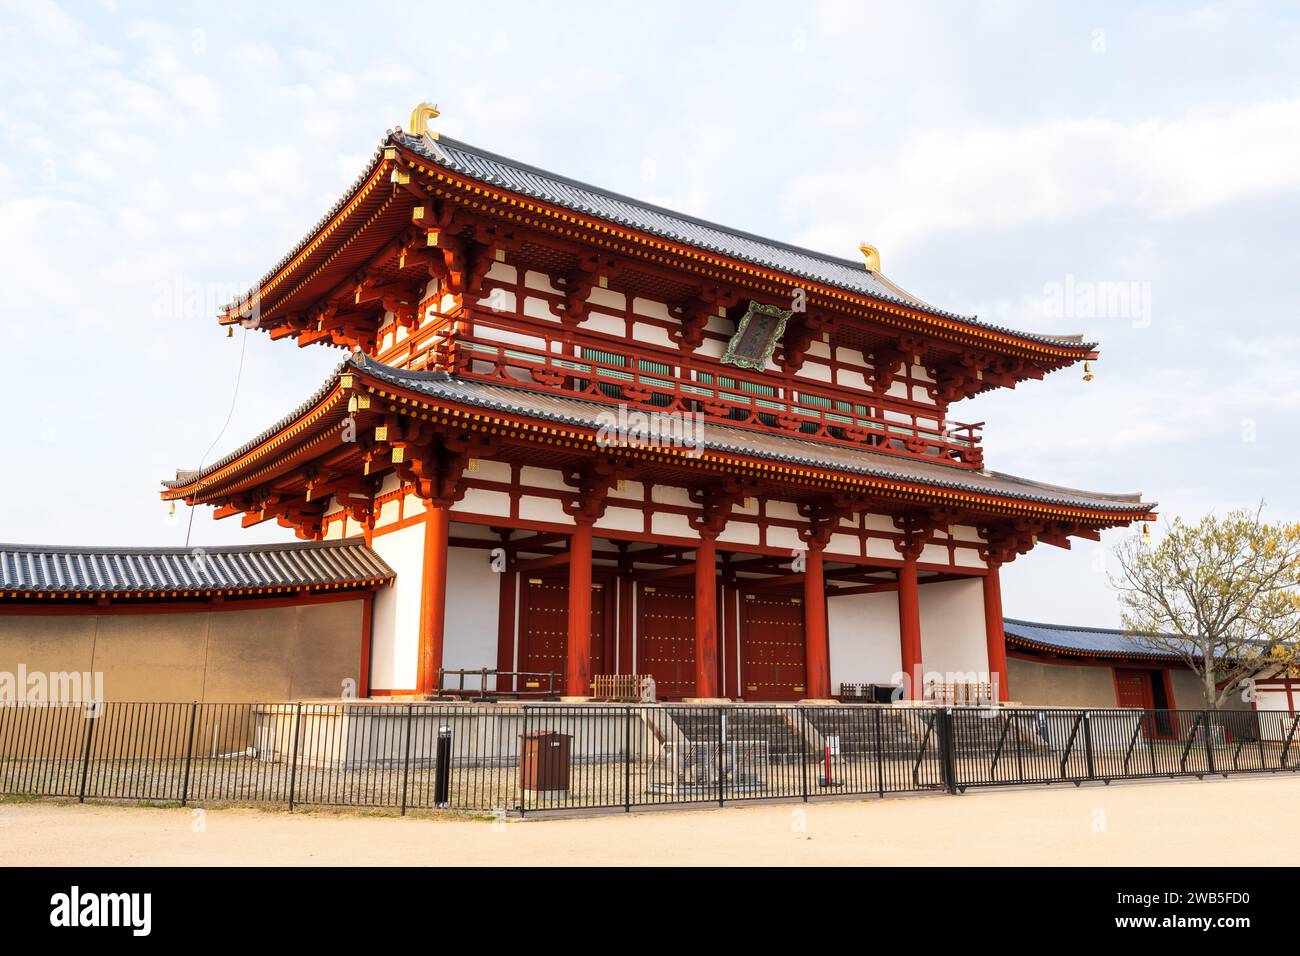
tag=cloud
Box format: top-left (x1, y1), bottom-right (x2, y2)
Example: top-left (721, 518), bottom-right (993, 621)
top-left (784, 99), bottom-right (1300, 255)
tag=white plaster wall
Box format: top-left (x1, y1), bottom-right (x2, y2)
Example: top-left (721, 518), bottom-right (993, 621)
top-left (825, 533), bottom-right (860, 558)
top-left (441, 546), bottom-right (501, 674)
top-left (767, 525), bottom-right (802, 553)
top-left (596, 506), bottom-right (644, 533)
top-left (716, 522), bottom-right (759, 546)
top-left (828, 591), bottom-right (902, 687)
top-left (918, 577), bottom-right (989, 682)
top-left (518, 495), bottom-right (570, 525)
top-left (368, 521), bottom-right (425, 690)
top-left (452, 488), bottom-right (511, 517)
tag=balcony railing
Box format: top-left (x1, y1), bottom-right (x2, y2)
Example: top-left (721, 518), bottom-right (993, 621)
top-left (431, 314), bottom-right (983, 469)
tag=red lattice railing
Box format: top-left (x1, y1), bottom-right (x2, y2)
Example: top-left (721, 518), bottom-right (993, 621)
top-left (441, 316), bottom-right (984, 469)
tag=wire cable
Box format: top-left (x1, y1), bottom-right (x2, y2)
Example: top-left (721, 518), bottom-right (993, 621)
top-left (184, 326), bottom-right (250, 547)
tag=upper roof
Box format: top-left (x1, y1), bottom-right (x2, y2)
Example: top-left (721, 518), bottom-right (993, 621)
top-left (0, 539), bottom-right (393, 598)
top-left (402, 133), bottom-right (1033, 330)
top-left (224, 124), bottom-right (1096, 354)
top-left (1004, 617), bottom-right (1192, 661)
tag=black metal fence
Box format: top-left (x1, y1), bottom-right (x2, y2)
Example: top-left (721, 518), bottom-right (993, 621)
top-left (1, 702), bottom-right (1296, 814)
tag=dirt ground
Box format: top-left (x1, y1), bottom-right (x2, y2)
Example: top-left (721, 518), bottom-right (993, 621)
top-left (2, 774), bottom-right (1297, 866)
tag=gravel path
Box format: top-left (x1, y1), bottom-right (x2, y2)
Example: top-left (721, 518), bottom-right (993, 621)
top-left (2, 774), bottom-right (1296, 866)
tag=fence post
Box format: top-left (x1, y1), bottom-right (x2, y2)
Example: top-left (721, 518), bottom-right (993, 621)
top-left (180, 701), bottom-right (199, 807)
top-left (400, 702), bottom-right (414, 816)
top-left (1203, 710), bottom-right (1217, 776)
top-left (873, 707), bottom-right (884, 798)
top-left (1147, 711), bottom-right (1159, 775)
top-left (287, 702), bottom-right (303, 812)
top-left (623, 705), bottom-right (632, 813)
top-left (1083, 711), bottom-right (1095, 781)
top-left (937, 708), bottom-right (958, 795)
top-left (77, 701), bottom-right (100, 804)
top-left (519, 705), bottom-right (529, 817)
top-left (717, 706), bottom-right (725, 808)
top-left (800, 707), bottom-right (810, 802)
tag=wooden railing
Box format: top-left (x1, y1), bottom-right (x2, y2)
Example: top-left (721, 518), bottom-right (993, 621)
top-left (926, 681), bottom-right (995, 705)
top-left (442, 313), bottom-right (984, 469)
top-left (592, 674), bottom-right (654, 702)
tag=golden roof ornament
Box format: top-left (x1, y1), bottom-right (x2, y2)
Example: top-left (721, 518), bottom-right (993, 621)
top-left (409, 102), bottom-right (441, 140)
top-left (858, 242), bottom-right (880, 273)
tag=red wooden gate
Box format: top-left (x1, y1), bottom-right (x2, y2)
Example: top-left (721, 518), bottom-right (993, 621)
top-left (1114, 668), bottom-right (1154, 710)
top-left (519, 576), bottom-right (608, 687)
top-left (740, 591), bottom-right (807, 701)
top-left (636, 584), bottom-right (695, 699)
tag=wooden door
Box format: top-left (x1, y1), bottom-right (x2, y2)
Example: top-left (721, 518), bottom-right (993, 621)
top-left (636, 584), bottom-right (695, 699)
top-left (519, 576), bottom-right (606, 690)
top-left (740, 591), bottom-right (807, 701)
top-left (1115, 668), bottom-right (1155, 710)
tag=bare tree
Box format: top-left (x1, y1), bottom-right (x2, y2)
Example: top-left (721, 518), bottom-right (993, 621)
top-left (1111, 505), bottom-right (1300, 709)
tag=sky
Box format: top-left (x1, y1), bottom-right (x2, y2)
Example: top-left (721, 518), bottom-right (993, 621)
top-left (1, 0), bottom-right (1298, 627)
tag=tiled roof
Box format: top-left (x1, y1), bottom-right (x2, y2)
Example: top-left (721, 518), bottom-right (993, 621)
top-left (395, 131), bottom-right (1094, 350)
top-left (0, 539), bottom-right (393, 597)
top-left (1004, 618), bottom-right (1194, 661)
top-left (354, 356), bottom-right (1151, 515)
top-left (163, 359), bottom-right (350, 489)
top-left (223, 126), bottom-right (1096, 353)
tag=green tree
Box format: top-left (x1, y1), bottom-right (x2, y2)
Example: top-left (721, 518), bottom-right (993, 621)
top-left (1111, 506), bottom-right (1300, 710)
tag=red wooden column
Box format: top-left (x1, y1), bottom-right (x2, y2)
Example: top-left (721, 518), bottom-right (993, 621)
top-left (415, 501), bottom-right (452, 694)
top-left (897, 554), bottom-right (923, 699)
top-left (565, 518), bottom-right (595, 698)
top-left (803, 544), bottom-right (831, 699)
top-left (983, 564), bottom-right (1011, 701)
top-left (693, 534), bottom-right (720, 698)
top-left (721, 580), bottom-right (740, 698)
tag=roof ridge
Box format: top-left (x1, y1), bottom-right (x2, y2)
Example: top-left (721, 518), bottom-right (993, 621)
top-left (1003, 616), bottom-right (1189, 642)
top-left (427, 132), bottom-right (897, 275)
top-left (400, 132), bottom-right (1098, 349)
top-left (1003, 616), bottom-right (1135, 636)
top-left (0, 537), bottom-right (373, 557)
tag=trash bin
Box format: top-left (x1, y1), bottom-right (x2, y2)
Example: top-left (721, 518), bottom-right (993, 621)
top-left (518, 731), bottom-right (572, 793)
top-left (870, 683), bottom-right (902, 704)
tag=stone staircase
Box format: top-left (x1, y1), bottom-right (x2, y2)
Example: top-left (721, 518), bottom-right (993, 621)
top-left (948, 709), bottom-right (1049, 757)
top-left (803, 707), bottom-right (928, 758)
top-left (660, 707), bottom-right (811, 758)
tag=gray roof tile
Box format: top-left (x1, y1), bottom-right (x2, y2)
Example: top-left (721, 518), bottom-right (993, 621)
top-left (1004, 618), bottom-right (1194, 660)
top-left (0, 539), bottom-right (393, 596)
top-left (166, 355), bottom-right (1152, 515)
top-left (356, 356), bottom-right (1152, 514)
top-left (395, 131), bottom-right (1094, 350)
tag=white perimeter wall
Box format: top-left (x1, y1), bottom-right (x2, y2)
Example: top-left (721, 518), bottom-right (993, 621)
top-left (368, 522), bottom-right (425, 690)
top-left (369, 530), bottom-right (502, 692)
top-left (918, 578), bottom-right (989, 683)
top-left (828, 591), bottom-right (902, 688)
top-left (442, 546), bottom-right (501, 674)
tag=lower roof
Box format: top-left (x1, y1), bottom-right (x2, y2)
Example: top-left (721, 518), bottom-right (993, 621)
top-left (1004, 617), bottom-right (1191, 662)
top-left (162, 354), bottom-right (1154, 522)
top-left (0, 539), bottom-right (393, 599)
top-left (356, 356), bottom-right (1153, 516)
